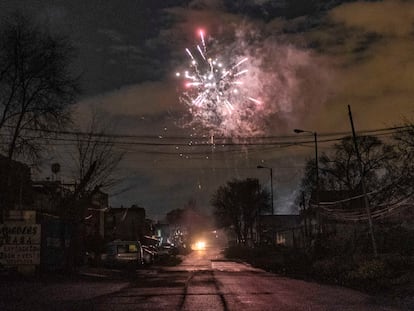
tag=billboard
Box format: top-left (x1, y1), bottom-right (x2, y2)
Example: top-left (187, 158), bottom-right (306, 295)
top-left (0, 224), bottom-right (41, 265)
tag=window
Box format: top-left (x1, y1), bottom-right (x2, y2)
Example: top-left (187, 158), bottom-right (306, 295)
top-left (116, 244), bottom-right (138, 253)
top-left (128, 244), bottom-right (138, 253)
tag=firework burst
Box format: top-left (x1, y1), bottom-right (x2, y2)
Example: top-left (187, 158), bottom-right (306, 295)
top-left (176, 30), bottom-right (263, 137)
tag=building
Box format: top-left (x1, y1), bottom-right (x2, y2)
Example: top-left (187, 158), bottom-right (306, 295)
top-left (258, 215), bottom-right (302, 247)
top-left (104, 205), bottom-right (146, 241)
top-left (0, 154), bottom-right (32, 211)
top-left (84, 190), bottom-right (108, 238)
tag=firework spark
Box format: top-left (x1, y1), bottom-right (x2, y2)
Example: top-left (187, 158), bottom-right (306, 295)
top-left (176, 30), bottom-right (262, 136)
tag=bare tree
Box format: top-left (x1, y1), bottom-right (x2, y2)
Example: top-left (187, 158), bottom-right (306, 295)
top-left (72, 111), bottom-right (124, 195)
top-left (211, 178), bottom-right (271, 245)
top-left (0, 12), bottom-right (78, 210)
top-left (391, 121), bottom-right (414, 200)
top-left (58, 112), bottom-right (124, 272)
top-left (0, 12), bottom-right (78, 161)
top-left (297, 136), bottom-right (397, 206)
top-left (166, 199), bottom-right (211, 245)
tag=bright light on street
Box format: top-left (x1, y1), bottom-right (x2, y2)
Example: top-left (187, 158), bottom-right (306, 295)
top-left (192, 240), bottom-right (206, 251)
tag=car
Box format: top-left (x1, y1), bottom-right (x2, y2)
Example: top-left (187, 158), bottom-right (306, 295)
top-left (101, 240), bottom-right (143, 267)
top-left (157, 243), bottom-right (178, 256)
top-left (142, 245), bottom-right (156, 264)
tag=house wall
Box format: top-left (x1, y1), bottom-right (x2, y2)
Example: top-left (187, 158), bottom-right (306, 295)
top-left (104, 207), bottom-right (146, 242)
top-left (0, 155), bottom-right (32, 209)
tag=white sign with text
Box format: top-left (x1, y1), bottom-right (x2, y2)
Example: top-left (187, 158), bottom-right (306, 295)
top-left (0, 224), bottom-right (41, 265)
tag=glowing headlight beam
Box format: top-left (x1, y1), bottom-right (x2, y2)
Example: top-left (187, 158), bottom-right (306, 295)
top-left (193, 240), bottom-right (206, 250)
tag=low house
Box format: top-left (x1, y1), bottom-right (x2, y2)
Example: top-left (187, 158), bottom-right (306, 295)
top-left (104, 205), bottom-right (146, 242)
top-left (32, 181), bottom-right (70, 214)
top-left (258, 215), bottom-right (302, 247)
top-left (308, 190), bottom-right (414, 253)
top-left (0, 154), bottom-right (32, 211)
top-left (84, 190), bottom-right (108, 238)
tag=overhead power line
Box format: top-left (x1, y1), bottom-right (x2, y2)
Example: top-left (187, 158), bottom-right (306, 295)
top-left (0, 125), bottom-right (409, 158)
top-left (0, 124), bottom-right (409, 141)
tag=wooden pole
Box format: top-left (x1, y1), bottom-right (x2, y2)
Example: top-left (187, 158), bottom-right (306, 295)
top-left (347, 105), bottom-right (378, 257)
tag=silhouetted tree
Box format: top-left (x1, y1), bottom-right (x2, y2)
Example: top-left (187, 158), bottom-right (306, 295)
top-left (0, 12), bottom-right (78, 161)
top-left (57, 110), bottom-right (124, 271)
top-left (166, 199), bottom-right (211, 246)
top-left (166, 208), bottom-right (185, 226)
top-left (297, 135), bottom-right (397, 207)
top-left (211, 178), bottom-right (270, 245)
top-left (71, 110), bottom-right (124, 194)
top-left (0, 12), bottom-right (78, 210)
top-left (391, 120), bottom-right (414, 200)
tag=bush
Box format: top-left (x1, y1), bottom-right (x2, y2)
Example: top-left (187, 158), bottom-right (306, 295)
top-left (224, 245), bottom-right (252, 260)
top-left (346, 257), bottom-right (391, 292)
top-left (278, 248), bottom-right (311, 276)
top-left (311, 257), bottom-right (354, 285)
top-left (224, 245), bottom-right (311, 277)
top-left (349, 259), bottom-right (388, 280)
top-left (382, 253), bottom-right (413, 273)
top-left (379, 227), bottom-right (414, 255)
top-left (224, 244), bottom-right (414, 296)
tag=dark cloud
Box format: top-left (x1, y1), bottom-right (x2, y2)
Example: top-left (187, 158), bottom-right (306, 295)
top-left (90, 0), bottom-right (414, 217)
top-left (304, 0), bottom-right (414, 131)
top-left (3, 0), bottom-right (414, 219)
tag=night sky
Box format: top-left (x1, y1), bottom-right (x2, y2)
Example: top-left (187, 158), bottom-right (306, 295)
top-left (1, 0), bottom-right (413, 219)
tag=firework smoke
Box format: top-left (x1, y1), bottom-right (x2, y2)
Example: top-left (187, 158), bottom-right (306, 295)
top-left (176, 29), bottom-right (265, 137)
top-left (175, 27), bottom-right (331, 137)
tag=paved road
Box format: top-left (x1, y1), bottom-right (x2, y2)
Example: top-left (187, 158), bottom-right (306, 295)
top-left (0, 247), bottom-right (409, 310)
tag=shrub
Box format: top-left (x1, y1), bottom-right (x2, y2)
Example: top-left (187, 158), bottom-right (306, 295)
top-left (351, 259), bottom-right (388, 279)
top-left (346, 258), bottom-right (390, 291)
top-left (311, 257), bottom-right (354, 285)
top-left (379, 227), bottom-right (414, 255)
top-left (224, 245), bottom-right (251, 259)
top-left (224, 245), bottom-right (311, 277)
top-left (382, 253), bottom-right (413, 273)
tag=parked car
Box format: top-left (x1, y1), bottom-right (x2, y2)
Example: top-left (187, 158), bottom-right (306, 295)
top-left (142, 245), bottom-right (156, 264)
top-left (157, 243), bottom-right (178, 256)
top-left (101, 240), bottom-right (143, 267)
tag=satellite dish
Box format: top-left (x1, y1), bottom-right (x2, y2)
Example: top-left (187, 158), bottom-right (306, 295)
top-left (51, 163), bottom-right (61, 174)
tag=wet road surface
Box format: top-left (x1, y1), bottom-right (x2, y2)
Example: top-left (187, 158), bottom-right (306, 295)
top-left (0, 247), bottom-right (408, 310)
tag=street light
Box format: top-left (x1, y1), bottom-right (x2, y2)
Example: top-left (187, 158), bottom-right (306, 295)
top-left (257, 165), bottom-right (274, 215)
top-left (294, 128), bottom-right (319, 229)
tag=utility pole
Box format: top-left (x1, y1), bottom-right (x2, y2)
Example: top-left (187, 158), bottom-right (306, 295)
top-left (257, 179), bottom-right (261, 245)
top-left (347, 105), bottom-right (378, 257)
top-left (313, 131), bottom-right (320, 233)
top-left (293, 129), bottom-right (320, 232)
top-left (257, 165), bottom-right (274, 215)
top-left (270, 167), bottom-right (274, 215)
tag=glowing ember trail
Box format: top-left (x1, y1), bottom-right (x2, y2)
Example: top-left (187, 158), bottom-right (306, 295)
top-left (176, 29), bottom-right (263, 137)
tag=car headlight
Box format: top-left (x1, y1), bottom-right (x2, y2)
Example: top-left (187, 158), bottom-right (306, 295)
top-left (192, 240), bottom-right (206, 250)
